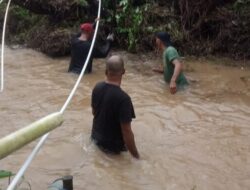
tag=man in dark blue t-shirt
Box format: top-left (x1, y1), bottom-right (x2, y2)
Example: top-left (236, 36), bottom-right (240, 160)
top-left (91, 55), bottom-right (140, 159)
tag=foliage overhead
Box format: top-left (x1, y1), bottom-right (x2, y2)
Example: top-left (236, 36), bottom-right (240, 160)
top-left (0, 0), bottom-right (249, 58)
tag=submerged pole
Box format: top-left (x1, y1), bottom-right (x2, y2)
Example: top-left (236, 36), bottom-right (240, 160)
top-left (63, 176), bottom-right (73, 190)
top-left (0, 112), bottom-right (64, 160)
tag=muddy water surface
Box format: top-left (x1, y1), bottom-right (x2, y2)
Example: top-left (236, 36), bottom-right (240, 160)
top-left (1, 48), bottom-right (250, 190)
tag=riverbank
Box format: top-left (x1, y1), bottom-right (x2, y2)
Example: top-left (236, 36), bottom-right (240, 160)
top-left (1, 0), bottom-right (250, 59)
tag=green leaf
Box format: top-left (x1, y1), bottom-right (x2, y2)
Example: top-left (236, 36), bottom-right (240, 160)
top-left (0, 170), bottom-right (14, 179)
top-left (76, 0), bottom-right (87, 6)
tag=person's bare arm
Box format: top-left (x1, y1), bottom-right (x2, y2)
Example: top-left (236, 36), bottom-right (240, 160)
top-left (170, 59), bottom-right (183, 94)
top-left (121, 123), bottom-right (140, 159)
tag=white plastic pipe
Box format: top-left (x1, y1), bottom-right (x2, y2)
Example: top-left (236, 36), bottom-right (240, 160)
top-left (1, 0), bottom-right (12, 92)
top-left (60, 0), bottom-right (102, 113)
top-left (7, 0), bottom-right (102, 189)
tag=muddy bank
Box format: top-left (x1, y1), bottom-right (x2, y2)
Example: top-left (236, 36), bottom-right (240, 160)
top-left (0, 0), bottom-right (250, 59)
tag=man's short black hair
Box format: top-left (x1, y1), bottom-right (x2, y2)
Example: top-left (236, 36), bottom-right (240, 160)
top-left (155, 32), bottom-right (172, 46)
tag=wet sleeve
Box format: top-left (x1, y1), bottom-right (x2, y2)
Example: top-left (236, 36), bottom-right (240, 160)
top-left (92, 40), bottom-right (112, 58)
top-left (119, 97), bottom-right (136, 124)
top-left (167, 48), bottom-right (180, 63)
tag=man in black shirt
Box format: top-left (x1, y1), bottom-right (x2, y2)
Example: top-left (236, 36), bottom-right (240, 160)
top-left (68, 22), bottom-right (113, 74)
top-left (91, 55), bottom-right (140, 159)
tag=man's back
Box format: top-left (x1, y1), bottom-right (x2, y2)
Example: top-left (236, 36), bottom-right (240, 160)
top-left (68, 37), bottom-right (92, 74)
top-left (91, 82), bottom-right (135, 153)
top-left (68, 36), bottom-right (112, 74)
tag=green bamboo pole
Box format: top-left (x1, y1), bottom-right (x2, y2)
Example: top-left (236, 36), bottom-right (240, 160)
top-left (0, 112), bottom-right (64, 160)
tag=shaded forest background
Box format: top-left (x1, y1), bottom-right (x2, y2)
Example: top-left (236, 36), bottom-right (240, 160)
top-left (0, 0), bottom-right (249, 59)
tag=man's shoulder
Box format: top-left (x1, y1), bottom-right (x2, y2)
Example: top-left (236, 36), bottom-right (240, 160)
top-left (165, 46), bottom-right (180, 60)
top-left (107, 85), bottom-right (131, 101)
top-left (110, 85), bottom-right (129, 98)
top-left (72, 37), bottom-right (90, 46)
top-left (118, 89), bottom-right (132, 103)
top-left (166, 46), bottom-right (178, 53)
top-left (94, 81), bottom-right (106, 90)
top-left (93, 82), bottom-right (130, 98)
top-left (120, 87), bottom-right (130, 95)
top-left (71, 36), bottom-right (79, 43)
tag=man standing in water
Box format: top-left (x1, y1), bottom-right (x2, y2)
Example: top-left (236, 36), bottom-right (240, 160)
top-left (154, 32), bottom-right (188, 94)
top-left (91, 55), bottom-right (140, 159)
top-left (68, 22), bottom-right (114, 74)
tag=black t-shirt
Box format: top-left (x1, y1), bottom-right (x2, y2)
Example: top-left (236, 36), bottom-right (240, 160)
top-left (68, 36), bottom-right (112, 74)
top-left (91, 82), bottom-right (135, 153)
top-left (68, 38), bottom-right (92, 74)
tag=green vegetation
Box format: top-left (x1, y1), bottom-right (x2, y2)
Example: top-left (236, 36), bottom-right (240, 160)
top-left (233, 0), bottom-right (250, 12)
top-left (0, 0), bottom-right (249, 59)
top-left (0, 170), bottom-right (31, 190)
top-left (75, 0), bottom-right (88, 6)
top-left (0, 170), bottom-right (14, 179)
top-left (10, 6), bottom-right (42, 43)
top-left (115, 0), bottom-right (144, 52)
top-left (0, 3), bottom-right (42, 44)
top-left (0, 170), bottom-right (14, 190)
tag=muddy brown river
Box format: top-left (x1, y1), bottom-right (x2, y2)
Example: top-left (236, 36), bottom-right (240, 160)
top-left (1, 47), bottom-right (250, 190)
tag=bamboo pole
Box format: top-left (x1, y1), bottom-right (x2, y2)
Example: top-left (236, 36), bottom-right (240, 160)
top-left (0, 112), bottom-right (64, 160)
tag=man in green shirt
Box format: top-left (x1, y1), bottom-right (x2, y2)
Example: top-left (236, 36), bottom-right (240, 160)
top-left (153, 32), bottom-right (188, 94)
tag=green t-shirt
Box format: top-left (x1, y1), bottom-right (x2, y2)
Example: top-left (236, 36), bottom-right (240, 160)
top-left (163, 46), bottom-right (188, 86)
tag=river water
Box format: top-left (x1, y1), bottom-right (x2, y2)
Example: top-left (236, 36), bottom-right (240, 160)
top-left (1, 47), bottom-right (250, 190)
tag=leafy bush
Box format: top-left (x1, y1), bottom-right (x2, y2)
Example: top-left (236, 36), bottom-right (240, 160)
top-left (114, 0), bottom-right (145, 52)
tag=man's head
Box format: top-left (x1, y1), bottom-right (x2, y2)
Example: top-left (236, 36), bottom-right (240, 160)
top-left (80, 23), bottom-right (94, 39)
top-left (155, 32), bottom-right (172, 50)
top-left (106, 55), bottom-right (125, 77)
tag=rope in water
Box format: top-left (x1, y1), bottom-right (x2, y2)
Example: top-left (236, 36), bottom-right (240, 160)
top-left (6, 0), bottom-right (102, 189)
top-left (0, 0), bottom-right (12, 92)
